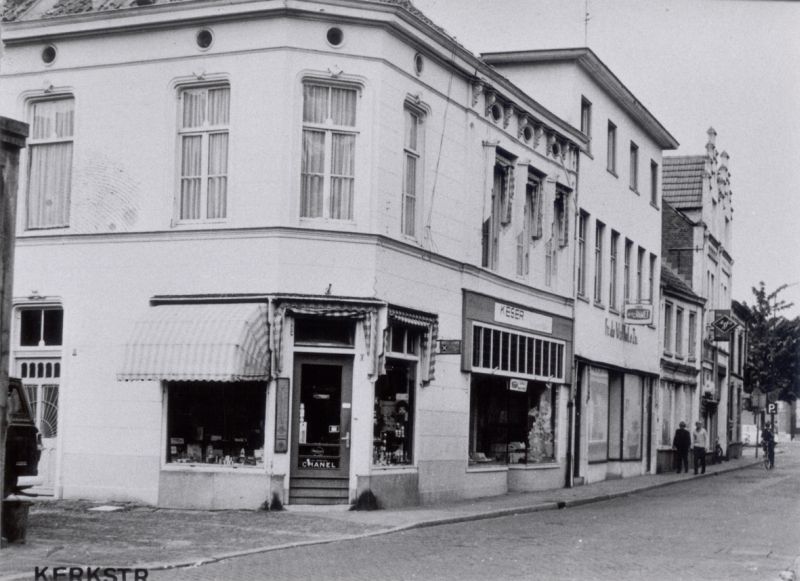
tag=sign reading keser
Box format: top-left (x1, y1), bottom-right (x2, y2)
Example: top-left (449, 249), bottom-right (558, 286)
top-left (494, 303), bottom-right (553, 334)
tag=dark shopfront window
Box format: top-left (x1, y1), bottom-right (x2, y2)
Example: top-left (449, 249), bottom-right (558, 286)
top-left (469, 375), bottom-right (556, 465)
top-left (373, 359), bottom-right (415, 466)
top-left (586, 366), bottom-right (644, 462)
top-left (166, 381), bottom-right (266, 467)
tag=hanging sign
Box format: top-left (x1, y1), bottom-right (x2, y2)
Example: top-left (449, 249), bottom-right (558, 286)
top-left (623, 303), bottom-right (654, 325)
top-left (711, 310), bottom-right (738, 341)
top-left (437, 339), bottom-right (462, 354)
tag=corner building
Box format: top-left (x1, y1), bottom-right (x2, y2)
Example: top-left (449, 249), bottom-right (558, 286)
top-left (0, 0), bottom-right (585, 507)
top-left (483, 48), bottom-right (679, 483)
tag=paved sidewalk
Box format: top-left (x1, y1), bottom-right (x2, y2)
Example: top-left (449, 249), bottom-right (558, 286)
top-left (0, 446), bottom-right (771, 580)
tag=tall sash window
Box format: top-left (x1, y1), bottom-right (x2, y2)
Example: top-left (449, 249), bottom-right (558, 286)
top-left (301, 84), bottom-right (358, 220)
top-left (27, 98), bottom-right (74, 229)
top-left (178, 85), bottom-right (230, 221)
top-left (402, 107), bottom-right (423, 237)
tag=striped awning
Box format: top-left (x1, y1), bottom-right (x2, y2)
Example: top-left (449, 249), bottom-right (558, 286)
top-left (118, 303), bottom-right (269, 382)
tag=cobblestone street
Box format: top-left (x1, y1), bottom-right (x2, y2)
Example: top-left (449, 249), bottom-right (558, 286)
top-left (153, 450), bottom-right (800, 581)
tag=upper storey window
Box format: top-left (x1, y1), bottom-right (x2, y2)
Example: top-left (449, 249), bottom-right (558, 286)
top-left (402, 106), bottom-right (424, 237)
top-left (301, 83), bottom-right (358, 220)
top-left (606, 121), bottom-right (617, 175)
top-left (178, 85), bottom-right (230, 221)
top-left (27, 97), bottom-right (74, 230)
top-left (482, 154), bottom-right (514, 271)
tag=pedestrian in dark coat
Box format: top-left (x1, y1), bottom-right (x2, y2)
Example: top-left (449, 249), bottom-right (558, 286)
top-left (672, 421), bottom-right (691, 473)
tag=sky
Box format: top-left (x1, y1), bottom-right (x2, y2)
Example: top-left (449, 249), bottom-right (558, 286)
top-left (412, 0), bottom-right (800, 317)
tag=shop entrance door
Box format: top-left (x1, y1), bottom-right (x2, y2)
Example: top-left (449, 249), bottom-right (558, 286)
top-left (290, 355), bottom-right (352, 504)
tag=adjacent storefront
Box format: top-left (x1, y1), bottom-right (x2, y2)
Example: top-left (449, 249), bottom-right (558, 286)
top-left (462, 291), bottom-right (573, 492)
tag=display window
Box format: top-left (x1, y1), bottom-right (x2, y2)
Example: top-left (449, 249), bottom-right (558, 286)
top-left (586, 366), bottom-right (646, 462)
top-left (587, 367), bottom-right (609, 462)
top-left (166, 381), bottom-right (266, 467)
top-left (469, 375), bottom-right (556, 466)
top-left (373, 325), bottom-right (419, 466)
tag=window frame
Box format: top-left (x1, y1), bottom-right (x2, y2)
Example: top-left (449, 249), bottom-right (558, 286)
top-left (594, 221), bottom-right (604, 304)
top-left (606, 121), bottom-right (617, 175)
top-left (175, 83), bottom-right (231, 224)
top-left (26, 95), bottom-right (75, 230)
top-left (609, 231), bottom-right (619, 310)
top-left (649, 253), bottom-right (657, 304)
top-left (623, 239), bottom-right (632, 302)
top-left (650, 160), bottom-right (659, 207)
top-left (577, 211), bottom-right (588, 297)
top-left (300, 80), bottom-right (361, 222)
top-left (581, 97), bottom-right (592, 144)
top-left (629, 141), bottom-right (639, 192)
top-left (675, 307), bottom-right (684, 357)
top-left (402, 105), bottom-right (424, 238)
top-left (636, 247), bottom-right (645, 301)
top-left (482, 155), bottom-right (514, 271)
top-left (664, 302), bottom-right (673, 355)
top-left (688, 311), bottom-right (698, 361)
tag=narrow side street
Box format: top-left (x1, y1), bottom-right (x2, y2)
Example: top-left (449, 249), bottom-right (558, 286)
top-left (152, 447), bottom-right (800, 581)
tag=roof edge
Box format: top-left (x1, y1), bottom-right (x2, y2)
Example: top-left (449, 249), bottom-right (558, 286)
top-left (481, 47), bottom-right (679, 151)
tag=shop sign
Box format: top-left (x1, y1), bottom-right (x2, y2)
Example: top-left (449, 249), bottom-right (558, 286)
top-left (494, 302), bottom-right (553, 334)
top-left (437, 339), bottom-right (462, 354)
top-left (604, 319), bottom-right (638, 345)
top-left (711, 310), bottom-right (738, 341)
top-left (508, 379), bottom-right (528, 392)
top-left (623, 303), bottom-right (653, 325)
top-left (301, 458), bottom-right (338, 469)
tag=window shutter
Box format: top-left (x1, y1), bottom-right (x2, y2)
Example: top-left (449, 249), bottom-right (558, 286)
top-left (531, 182), bottom-right (543, 240)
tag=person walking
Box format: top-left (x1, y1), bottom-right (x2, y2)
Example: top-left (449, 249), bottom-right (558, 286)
top-left (761, 422), bottom-right (775, 468)
top-left (692, 420), bottom-right (708, 475)
top-left (672, 421), bottom-right (691, 473)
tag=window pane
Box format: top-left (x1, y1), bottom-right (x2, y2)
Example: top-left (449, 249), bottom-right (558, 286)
top-left (608, 373), bottom-right (622, 460)
top-left (330, 88), bottom-right (357, 126)
top-left (31, 99), bottom-right (74, 140)
top-left (20, 310), bottom-right (41, 346)
top-left (182, 90), bottom-right (206, 129)
top-left (623, 374), bottom-right (643, 459)
top-left (207, 133), bottom-right (229, 219)
top-left (303, 85), bottom-right (328, 123)
top-left (180, 135), bottom-right (202, 220)
top-left (330, 133), bottom-right (355, 220)
top-left (42, 309), bottom-right (63, 346)
top-left (301, 130), bottom-right (325, 218)
top-left (405, 110), bottom-right (418, 150)
top-left (166, 381), bottom-right (266, 465)
top-left (587, 367), bottom-right (608, 461)
top-left (374, 360), bottom-right (415, 466)
top-left (28, 142), bottom-right (72, 228)
top-left (207, 87), bottom-right (230, 126)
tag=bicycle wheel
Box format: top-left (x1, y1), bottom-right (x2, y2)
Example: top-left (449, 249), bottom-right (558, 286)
top-left (763, 453), bottom-right (771, 470)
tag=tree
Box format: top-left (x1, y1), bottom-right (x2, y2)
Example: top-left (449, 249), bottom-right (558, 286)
top-left (741, 282), bottom-right (800, 402)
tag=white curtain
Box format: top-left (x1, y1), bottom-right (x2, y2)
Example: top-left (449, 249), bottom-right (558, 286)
top-left (331, 88), bottom-right (356, 126)
top-left (403, 152), bottom-right (417, 236)
top-left (330, 133), bottom-right (354, 220)
top-left (303, 85), bottom-right (328, 124)
top-left (301, 130), bottom-right (325, 217)
top-left (180, 135), bottom-right (202, 220)
top-left (182, 90), bottom-right (206, 129)
top-left (207, 133), bottom-right (228, 219)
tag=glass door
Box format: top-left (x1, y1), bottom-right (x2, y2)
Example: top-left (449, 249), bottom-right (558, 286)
top-left (291, 356), bottom-right (352, 479)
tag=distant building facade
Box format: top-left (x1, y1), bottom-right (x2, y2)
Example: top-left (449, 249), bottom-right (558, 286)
top-left (662, 128), bottom-right (739, 456)
top-left (481, 48), bottom-right (679, 484)
top-left (656, 265), bottom-right (704, 472)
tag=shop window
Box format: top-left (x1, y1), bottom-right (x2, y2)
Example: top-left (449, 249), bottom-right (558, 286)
top-left (166, 381), bottom-right (265, 466)
top-left (469, 375), bottom-right (555, 465)
top-left (19, 308), bottom-right (63, 347)
top-left (373, 359), bottom-right (415, 466)
top-left (294, 317), bottom-right (354, 346)
top-left (587, 367), bottom-right (608, 462)
top-left (622, 374), bottom-right (644, 460)
top-left (608, 373), bottom-right (623, 460)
